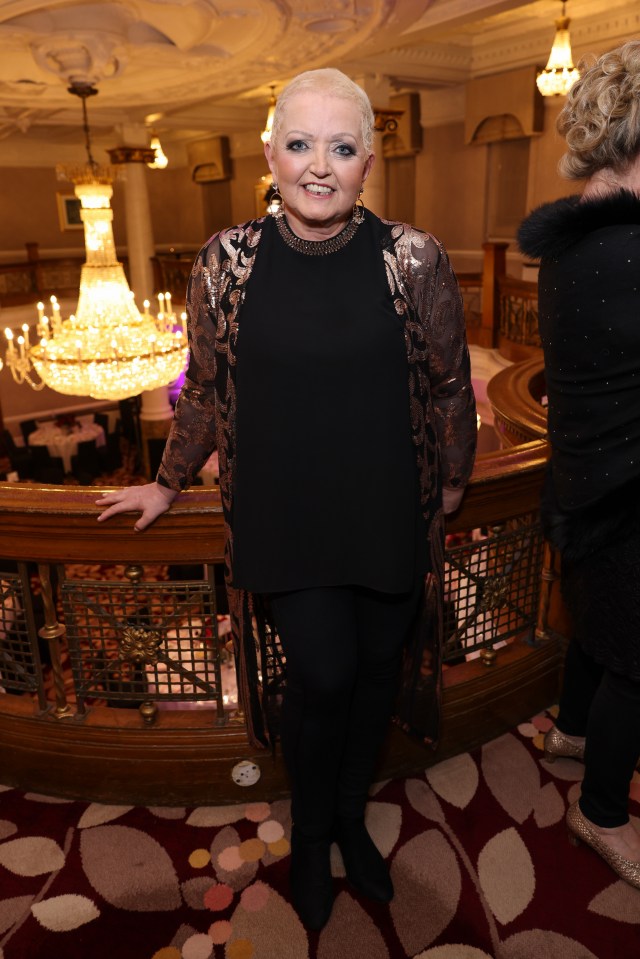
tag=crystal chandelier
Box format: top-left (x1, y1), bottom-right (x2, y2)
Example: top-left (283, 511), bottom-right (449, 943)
top-left (536, 2), bottom-right (580, 97)
top-left (3, 83), bottom-right (187, 401)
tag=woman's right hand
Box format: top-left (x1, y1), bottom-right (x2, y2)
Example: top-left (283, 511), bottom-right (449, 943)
top-left (96, 482), bottom-right (179, 532)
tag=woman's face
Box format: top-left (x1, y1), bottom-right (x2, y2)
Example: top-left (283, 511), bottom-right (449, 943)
top-left (264, 91), bottom-right (375, 241)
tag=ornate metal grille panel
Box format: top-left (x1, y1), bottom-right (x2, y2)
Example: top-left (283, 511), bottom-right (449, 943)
top-left (256, 520), bottom-right (544, 731)
top-left (499, 291), bottom-right (540, 347)
top-left (0, 268), bottom-right (36, 297)
top-left (443, 521), bottom-right (544, 663)
top-left (38, 262), bottom-right (82, 291)
top-left (256, 520), bottom-right (545, 725)
top-left (0, 568), bottom-right (43, 694)
top-left (61, 567), bottom-right (229, 718)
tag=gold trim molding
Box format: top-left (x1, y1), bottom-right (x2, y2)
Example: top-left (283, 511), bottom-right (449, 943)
top-left (373, 108), bottom-right (404, 134)
top-left (107, 146), bottom-right (156, 165)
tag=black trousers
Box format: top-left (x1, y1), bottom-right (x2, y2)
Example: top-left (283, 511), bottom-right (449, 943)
top-left (269, 581), bottom-right (423, 839)
top-left (557, 638), bottom-right (640, 828)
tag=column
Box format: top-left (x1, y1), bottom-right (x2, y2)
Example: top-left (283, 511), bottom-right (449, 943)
top-left (108, 129), bottom-right (174, 478)
top-left (107, 130), bottom-right (156, 304)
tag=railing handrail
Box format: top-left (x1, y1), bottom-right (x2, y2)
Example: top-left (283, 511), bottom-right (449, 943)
top-left (487, 356), bottom-right (547, 447)
top-left (0, 484), bottom-right (225, 564)
top-left (498, 275), bottom-right (538, 296)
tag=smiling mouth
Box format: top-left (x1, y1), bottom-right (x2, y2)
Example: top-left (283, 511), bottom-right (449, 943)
top-left (304, 184), bottom-right (333, 195)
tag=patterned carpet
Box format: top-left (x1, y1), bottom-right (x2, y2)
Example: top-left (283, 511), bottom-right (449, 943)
top-left (1, 708), bottom-right (639, 959)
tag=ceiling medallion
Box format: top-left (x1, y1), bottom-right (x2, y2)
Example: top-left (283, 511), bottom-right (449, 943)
top-left (306, 18), bottom-right (356, 34)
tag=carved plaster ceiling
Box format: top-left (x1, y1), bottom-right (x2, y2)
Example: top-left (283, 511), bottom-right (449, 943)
top-left (0, 0), bottom-right (637, 160)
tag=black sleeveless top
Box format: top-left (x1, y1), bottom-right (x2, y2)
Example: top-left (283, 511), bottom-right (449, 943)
top-left (232, 212), bottom-right (428, 594)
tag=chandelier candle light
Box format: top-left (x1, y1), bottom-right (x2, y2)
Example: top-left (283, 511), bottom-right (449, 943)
top-left (3, 84), bottom-right (187, 401)
top-left (260, 85), bottom-right (277, 144)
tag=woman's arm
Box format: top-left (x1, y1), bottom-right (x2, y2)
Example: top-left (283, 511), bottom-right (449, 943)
top-left (423, 239), bottom-right (477, 501)
top-left (156, 240), bottom-right (221, 494)
top-left (96, 481), bottom-right (178, 531)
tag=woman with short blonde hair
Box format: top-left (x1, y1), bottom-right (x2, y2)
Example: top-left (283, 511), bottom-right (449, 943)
top-left (99, 67), bottom-right (476, 928)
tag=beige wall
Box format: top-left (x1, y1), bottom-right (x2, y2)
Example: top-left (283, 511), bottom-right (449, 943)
top-left (526, 98), bottom-right (574, 211)
top-left (146, 166), bottom-right (205, 249)
top-left (415, 121), bottom-right (488, 263)
top-left (0, 167), bottom-right (87, 257)
top-left (231, 154), bottom-right (271, 224)
top-left (0, 164), bottom-right (204, 257)
top-left (410, 88), bottom-right (578, 273)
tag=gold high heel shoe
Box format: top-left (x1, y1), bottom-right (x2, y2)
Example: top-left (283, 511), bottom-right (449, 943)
top-left (543, 725), bottom-right (585, 763)
top-left (566, 802), bottom-right (640, 890)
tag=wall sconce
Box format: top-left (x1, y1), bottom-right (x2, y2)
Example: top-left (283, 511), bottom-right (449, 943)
top-left (147, 133), bottom-right (168, 169)
top-left (260, 85), bottom-right (277, 144)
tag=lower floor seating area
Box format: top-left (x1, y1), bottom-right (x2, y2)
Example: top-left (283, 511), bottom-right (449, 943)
top-left (0, 402), bottom-right (149, 487)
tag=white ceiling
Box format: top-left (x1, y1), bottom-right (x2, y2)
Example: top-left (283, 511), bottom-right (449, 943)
top-left (0, 0), bottom-right (638, 165)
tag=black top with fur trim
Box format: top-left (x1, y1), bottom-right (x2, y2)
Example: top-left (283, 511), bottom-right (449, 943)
top-left (517, 189), bottom-right (640, 261)
top-left (518, 189), bottom-right (640, 513)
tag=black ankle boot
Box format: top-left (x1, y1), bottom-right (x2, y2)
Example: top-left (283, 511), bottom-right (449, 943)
top-left (335, 818), bottom-right (394, 903)
top-left (290, 827), bottom-right (334, 930)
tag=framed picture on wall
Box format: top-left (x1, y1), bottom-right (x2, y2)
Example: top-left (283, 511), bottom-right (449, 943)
top-left (56, 193), bottom-right (83, 231)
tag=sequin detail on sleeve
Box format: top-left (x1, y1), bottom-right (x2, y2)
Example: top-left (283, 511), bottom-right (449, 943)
top-left (382, 219), bottom-right (476, 744)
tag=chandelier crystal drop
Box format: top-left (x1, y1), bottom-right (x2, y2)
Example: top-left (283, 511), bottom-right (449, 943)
top-left (536, 2), bottom-right (580, 97)
top-left (2, 84), bottom-right (188, 401)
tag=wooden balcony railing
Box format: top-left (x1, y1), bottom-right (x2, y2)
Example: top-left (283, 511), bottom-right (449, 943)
top-left (487, 356), bottom-right (547, 447)
top-left (0, 387), bottom-right (563, 806)
top-left (457, 242), bottom-right (540, 360)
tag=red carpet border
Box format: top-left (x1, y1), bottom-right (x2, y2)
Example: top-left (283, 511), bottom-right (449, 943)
top-left (0, 708), bottom-right (639, 959)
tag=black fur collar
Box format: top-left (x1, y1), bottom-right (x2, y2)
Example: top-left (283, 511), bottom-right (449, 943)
top-left (517, 188), bottom-right (640, 260)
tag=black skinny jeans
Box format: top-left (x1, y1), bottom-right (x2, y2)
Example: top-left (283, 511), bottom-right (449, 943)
top-left (269, 581), bottom-right (423, 839)
top-left (557, 638), bottom-right (640, 828)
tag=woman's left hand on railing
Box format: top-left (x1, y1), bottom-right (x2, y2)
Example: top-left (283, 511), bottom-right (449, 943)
top-left (96, 482), bottom-right (178, 532)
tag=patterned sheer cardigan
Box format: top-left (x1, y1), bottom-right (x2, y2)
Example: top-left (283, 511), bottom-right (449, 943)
top-left (157, 212), bottom-right (477, 749)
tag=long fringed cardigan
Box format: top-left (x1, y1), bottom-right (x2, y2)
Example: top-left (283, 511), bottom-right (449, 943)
top-left (158, 211), bottom-right (477, 747)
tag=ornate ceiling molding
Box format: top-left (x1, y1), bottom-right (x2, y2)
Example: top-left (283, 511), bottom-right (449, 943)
top-left (0, 0), bottom-right (422, 110)
top-left (0, 0), bottom-right (637, 163)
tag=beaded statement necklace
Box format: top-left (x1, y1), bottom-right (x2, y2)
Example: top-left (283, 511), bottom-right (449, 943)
top-left (275, 211), bottom-right (362, 255)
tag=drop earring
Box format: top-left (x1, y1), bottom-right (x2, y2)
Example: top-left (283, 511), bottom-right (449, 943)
top-left (353, 188), bottom-right (365, 224)
top-left (267, 183), bottom-right (284, 218)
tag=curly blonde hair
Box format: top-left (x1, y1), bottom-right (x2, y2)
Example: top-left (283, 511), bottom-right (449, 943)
top-left (270, 68), bottom-right (375, 154)
top-left (557, 39), bottom-right (640, 180)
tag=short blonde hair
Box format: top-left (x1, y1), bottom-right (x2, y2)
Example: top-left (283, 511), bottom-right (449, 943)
top-left (557, 39), bottom-right (640, 180)
top-left (270, 68), bottom-right (375, 154)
